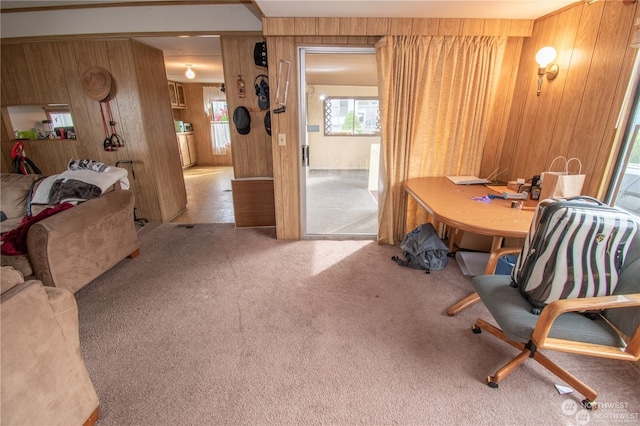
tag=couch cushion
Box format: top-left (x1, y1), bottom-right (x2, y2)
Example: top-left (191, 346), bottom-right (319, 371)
top-left (1, 253), bottom-right (33, 278)
top-left (1, 266), bottom-right (24, 294)
top-left (1, 218), bottom-right (23, 234)
top-left (0, 174), bottom-right (41, 221)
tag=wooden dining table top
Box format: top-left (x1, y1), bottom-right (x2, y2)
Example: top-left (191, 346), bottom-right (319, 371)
top-left (403, 176), bottom-right (535, 239)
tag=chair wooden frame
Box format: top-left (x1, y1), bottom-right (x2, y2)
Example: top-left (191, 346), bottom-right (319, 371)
top-left (447, 246), bottom-right (522, 316)
top-left (473, 279), bottom-right (640, 408)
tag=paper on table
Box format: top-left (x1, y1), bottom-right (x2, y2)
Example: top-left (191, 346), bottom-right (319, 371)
top-left (447, 176), bottom-right (490, 185)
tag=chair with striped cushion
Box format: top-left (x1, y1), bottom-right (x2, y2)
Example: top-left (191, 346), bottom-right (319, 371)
top-left (470, 232), bottom-right (640, 410)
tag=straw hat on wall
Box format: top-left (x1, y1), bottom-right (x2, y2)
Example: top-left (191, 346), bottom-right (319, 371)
top-left (81, 67), bottom-right (113, 101)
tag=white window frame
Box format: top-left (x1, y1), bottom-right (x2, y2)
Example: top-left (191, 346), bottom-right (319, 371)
top-left (605, 52), bottom-right (640, 221)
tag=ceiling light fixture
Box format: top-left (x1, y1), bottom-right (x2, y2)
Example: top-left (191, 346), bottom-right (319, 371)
top-left (535, 46), bottom-right (559, 96)
top-left (185, 64), bottom-right (195, 80)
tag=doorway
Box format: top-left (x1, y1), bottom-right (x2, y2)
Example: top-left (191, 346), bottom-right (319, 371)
top-left (298, 47), bottom-right (380, 238)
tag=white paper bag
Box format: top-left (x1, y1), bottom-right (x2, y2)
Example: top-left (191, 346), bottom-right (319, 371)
top-left (540, 157), bottom-right (585, 200)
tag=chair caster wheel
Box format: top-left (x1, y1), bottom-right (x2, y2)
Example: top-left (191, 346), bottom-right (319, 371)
top-left (582, 399), bottom-right (598, 410)
top-left (472, 325), bottom-right (482, 334)
top-left (486, 376), bottom-right (498, 388)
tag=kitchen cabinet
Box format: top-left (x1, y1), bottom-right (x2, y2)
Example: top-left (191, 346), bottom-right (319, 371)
top-left (168, 81), bottom-right (178, 107)
top-left (186, 133), bottom-right (197, 164)
top-left (168, 81), bottom-right (186, 109)
top-left (176, 83), bottom-right (186, 108)
top-left (177, 132), bottom-right (197, 167)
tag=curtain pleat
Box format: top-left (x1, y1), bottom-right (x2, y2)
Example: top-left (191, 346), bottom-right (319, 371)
top-left (375, 36), bottom-right (506, 244)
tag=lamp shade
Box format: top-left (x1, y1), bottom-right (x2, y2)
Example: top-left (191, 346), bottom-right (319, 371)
top-left (535, 47), bottom-right (557, 67)
top-left (185, 67), bottom-right (195, 79)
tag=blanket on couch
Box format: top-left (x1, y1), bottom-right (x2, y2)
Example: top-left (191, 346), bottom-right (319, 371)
top-left (31, 166), bottom-right (130, 206)
top-left (0, 203), bottom-right (73, 255)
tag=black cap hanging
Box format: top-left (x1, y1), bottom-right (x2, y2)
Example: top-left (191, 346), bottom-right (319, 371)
top-left (233, 106), bottom-right (251, 135)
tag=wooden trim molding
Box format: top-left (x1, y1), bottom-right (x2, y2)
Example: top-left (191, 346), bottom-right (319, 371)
top-left (82, 407), bottom-right (99, 426)
top-left (633, 17), bottom-right (640, 48)
top-left (0, 31), bottom-right (263, 45)
top-left (263, 17), bottom-right (534, 37)
top-left (0, 1), bottom-right (254, 14)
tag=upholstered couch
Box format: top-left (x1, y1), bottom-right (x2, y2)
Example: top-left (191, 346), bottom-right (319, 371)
top-left (1, 172), bottom-right (139, 293)
top-left (1, 266), bottom-right (100, 425)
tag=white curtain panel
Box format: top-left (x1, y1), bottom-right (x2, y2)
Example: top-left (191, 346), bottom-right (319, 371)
top-left (203, 86), bottom-right (230, 155)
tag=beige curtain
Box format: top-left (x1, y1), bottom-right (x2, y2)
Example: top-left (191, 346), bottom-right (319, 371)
top-left (375, 36), bottom-right (506, 244)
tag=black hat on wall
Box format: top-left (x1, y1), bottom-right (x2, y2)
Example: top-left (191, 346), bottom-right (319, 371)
top-left (233, 106), bottom-right (251, 135)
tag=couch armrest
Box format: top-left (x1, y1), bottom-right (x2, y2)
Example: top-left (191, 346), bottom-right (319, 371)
top-left (1, 280), bottom-right (99, 425)
top-left (27, 190), bottom-right (139, 293)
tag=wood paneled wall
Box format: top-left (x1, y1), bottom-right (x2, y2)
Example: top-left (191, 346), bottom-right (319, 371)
top-left (264, 29), bottom-right (525, 239)
top-left (234, 6), bottom-right (638, 240)
top-left (263, 17), bottom-right (533, 37)
top-left (130, 40), bottom-right (187, 221)
top-left (265, 36), bottom-right (300, 239)
top-left (495, 1), bottom-right (640, 197)
top-left (220, 36), bottom-right (273, 178)
top-left (0, 39), bottom-right (187, 222)
top-left (173, 83), bottom-right (233, 166)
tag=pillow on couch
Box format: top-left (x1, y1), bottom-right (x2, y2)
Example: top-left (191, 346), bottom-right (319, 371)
top-left (1, 174), bottom-right (44, 277)
top-left (0, 174), bottom-right (41, 234)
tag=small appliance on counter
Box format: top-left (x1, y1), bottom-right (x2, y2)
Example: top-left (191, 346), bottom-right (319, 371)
top-left (174, 120), bottom-right (184, 133)
top-left (183, 122), bottom-right (193, 132)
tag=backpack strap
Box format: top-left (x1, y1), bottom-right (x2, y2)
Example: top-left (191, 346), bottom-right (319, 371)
top-left (21, 157), bottom-right (42, 175)
top-left (12, 156), bottom-right (41, 175)
top-left (391, 256), bottom-right (430, 274)
top-left (26, 176), bottom-right (47, 217)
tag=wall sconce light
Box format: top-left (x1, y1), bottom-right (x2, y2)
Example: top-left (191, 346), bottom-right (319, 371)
top-left (185, 64), bottom-right (195, 80)
top-left (535, 47), bottom-right (559, 96)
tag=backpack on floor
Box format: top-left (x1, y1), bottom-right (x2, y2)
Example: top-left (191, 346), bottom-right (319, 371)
top-left (392, 223), bottom-right (449, 274)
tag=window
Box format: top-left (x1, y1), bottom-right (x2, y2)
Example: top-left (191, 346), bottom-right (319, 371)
top-left (323, 97), bottom-right (380, 136)
top-left (608, 56), bottom-right (640, 221)
top-left (610, 108), bottom-right (640, 219)
top-left (210, 101), bottom-right (228, 123)
top-left (47, 110), bottom-right (74, 128)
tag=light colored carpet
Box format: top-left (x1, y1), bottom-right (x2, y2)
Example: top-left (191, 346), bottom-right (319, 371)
top-left (76, 223), bottom-right (640, 425)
